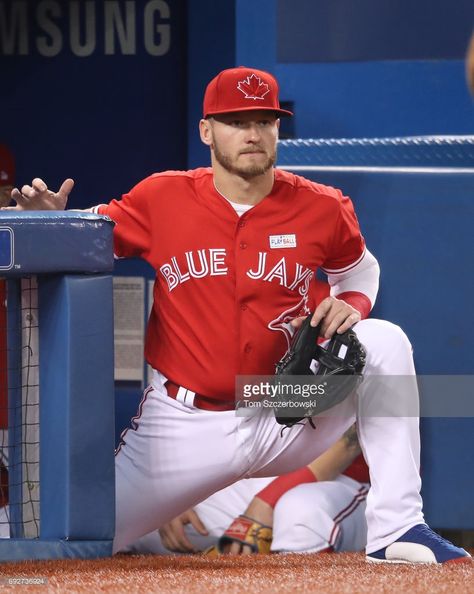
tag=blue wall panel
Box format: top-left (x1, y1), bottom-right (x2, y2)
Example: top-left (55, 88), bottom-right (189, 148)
top-left (186, 0), bottom-right (236, 168)
top-left (277, 0), bottom-right (474, 62)
top-left (281, 163), bottom-right (474, 528)
top-left (277, 61), bottom-right (474, 138)
top-left (288, 168), bottom-right (474, 374)
top-left (236, 0), bottom-right (474, 140)
top-left (39, 274), bottom-right (115, 540)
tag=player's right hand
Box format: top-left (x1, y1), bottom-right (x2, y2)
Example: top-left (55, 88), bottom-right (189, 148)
top-left (221, 497), bottom-right (274, 555)
top-left (5, 177), bottom-right (74, 211)
top-left (159, 508), bottom-right (209, 553)
top-left (291, 296), bottom-right (361, 339)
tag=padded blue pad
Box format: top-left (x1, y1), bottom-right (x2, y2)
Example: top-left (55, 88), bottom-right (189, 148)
top-left (295, 169), bottom-right (474, 375)
top-left (0, 212), bottom-right (114, 275)
top-left (39, 275), bottom-right (115, 541)
top-left (0, 539), bottom-right (112, 560)
top-left (278, 135), bottom-right (474, 167)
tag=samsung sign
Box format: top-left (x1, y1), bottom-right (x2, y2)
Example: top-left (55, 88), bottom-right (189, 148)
top-left (0, 0), bottom-right (171, 57)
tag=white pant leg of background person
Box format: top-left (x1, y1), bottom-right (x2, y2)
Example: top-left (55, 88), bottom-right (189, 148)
top-left (271, 476), bottom-right (369, 553)
top-left (0, 505), bottom-right (9, 538)
top-left (114, 319), bottom-right (422, 555)
top-left (125, 476), bottom-right (273, 554)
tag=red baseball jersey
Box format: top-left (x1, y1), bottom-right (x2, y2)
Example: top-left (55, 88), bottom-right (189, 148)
top-left (98, 167), bottom-right (365, 401)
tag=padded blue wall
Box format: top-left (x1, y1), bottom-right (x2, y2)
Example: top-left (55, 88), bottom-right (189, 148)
top-left (291, 168), bottom-right (474, 375)
top-left (188, 0), bottom-right (474, 165)
top-left (278, 147), bottom-right (474, 529)
top-left (39, 275), bottom-right (115, 542)
top-left (186, 0), bottom-right (236, 168)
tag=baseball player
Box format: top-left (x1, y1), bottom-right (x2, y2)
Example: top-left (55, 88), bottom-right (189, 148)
top-left (7, 66), bottom-right (471, 564)
top-left (127, 425), bottom-right (369, 555)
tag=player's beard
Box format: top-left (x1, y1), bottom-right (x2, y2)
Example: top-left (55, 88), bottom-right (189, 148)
top-left (212, 140), bottom-right (276, 179)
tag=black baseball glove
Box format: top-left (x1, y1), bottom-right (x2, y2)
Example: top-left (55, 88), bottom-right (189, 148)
top-left (274, 315), bottom-right (366, 427)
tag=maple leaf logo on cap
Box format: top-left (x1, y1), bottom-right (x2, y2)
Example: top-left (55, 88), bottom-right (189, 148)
top-left (237, 73), bottom-right (270, 100)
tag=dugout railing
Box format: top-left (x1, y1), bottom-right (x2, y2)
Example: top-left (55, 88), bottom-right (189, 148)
top-left (0, 212), bottom-right (115, 561)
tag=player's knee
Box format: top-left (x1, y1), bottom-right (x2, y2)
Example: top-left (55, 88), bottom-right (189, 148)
top-left (355, 318), bottom-right (413, 355)
top-left (272, 489), bottom-right (330, 553)
top-left (273, 488), bottom-right (314, 531)
top-left (271, 487), bottom-right (333, 552)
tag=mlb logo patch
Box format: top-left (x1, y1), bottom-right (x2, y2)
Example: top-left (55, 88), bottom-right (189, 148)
top-left (269, 234), bottom-right (297, 249)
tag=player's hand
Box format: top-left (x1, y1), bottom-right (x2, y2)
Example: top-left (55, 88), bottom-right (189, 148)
top-left (5, 178), bottom-right (74, 211)
top-left (159, 508), bottom-right (209, 553)
top-left (291, 296), bottom-right (361, 338)
top-left (222, 496), bottom-right (274, 555)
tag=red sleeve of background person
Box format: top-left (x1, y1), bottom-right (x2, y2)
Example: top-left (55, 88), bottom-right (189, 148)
top-left (257, 453), bottom-right (369, 508)
top-left (257, 466), bottom-right (316, 508)
top-left (343, 454), bottom-right (370, 483)
top-left (0, 144), bottom-right (15, 186)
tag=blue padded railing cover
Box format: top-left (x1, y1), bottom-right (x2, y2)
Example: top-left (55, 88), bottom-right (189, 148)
top-left (278, 135), bottom-right (474, 168)
top-left (0, 212), bottom-right (114, 276)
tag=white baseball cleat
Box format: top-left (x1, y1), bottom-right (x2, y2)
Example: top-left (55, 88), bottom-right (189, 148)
top-left (366, 524), bottom-right (472, 564)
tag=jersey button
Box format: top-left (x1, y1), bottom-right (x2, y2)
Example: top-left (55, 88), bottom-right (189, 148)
top-left (240, 303), bottom-right (248, 311)
top-left (244, 344), bottom-right (252, 353)
top-left (238, 220), bottom-right (246, 228)
top-left (239, 242), bottom-right (247, 249)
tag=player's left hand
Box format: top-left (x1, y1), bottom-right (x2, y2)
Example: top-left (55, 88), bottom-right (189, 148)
top-left (158, 508), bottom-right (209, 553)
top-left (291, 296), bottom-right (361, 338)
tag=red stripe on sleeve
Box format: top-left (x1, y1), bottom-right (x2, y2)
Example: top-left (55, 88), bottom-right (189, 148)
top-left (336, 291), bottom-right (371, 319)
top-left (342, 454), bottom-right (370, 483)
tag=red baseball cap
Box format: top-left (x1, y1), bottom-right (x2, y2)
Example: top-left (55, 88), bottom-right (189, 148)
top-left (0, 144), bottom-right (15, 187)
top-left (203, 66), bottom-right (293, 118)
